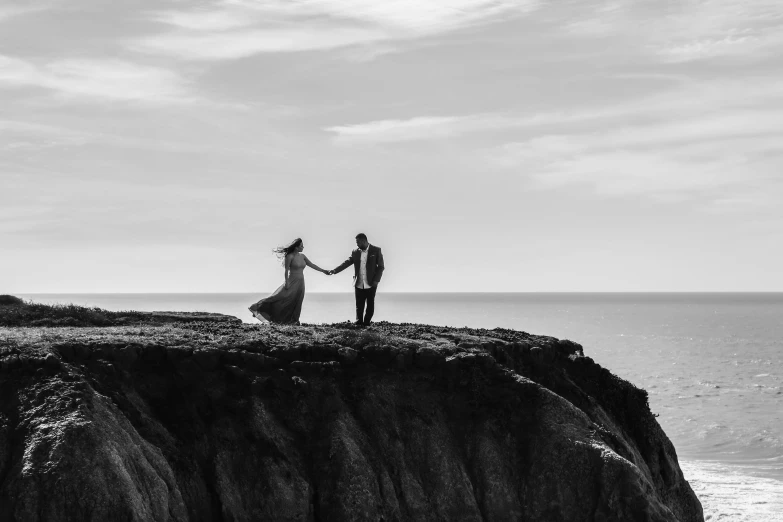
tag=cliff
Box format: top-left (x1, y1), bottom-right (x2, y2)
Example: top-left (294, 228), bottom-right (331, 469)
top-left (0, 301), bottom-right (703, 521)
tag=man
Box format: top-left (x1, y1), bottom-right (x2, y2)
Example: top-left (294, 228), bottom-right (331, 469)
top-left (329, 233), bottom-right (385, 326)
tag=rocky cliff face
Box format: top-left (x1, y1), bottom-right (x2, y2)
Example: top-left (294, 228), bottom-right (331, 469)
top-left (0, 319), bottom-right (703, 521)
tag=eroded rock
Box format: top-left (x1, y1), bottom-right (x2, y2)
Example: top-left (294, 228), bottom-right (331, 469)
top-left (0, 320), bottom-right (703, 522)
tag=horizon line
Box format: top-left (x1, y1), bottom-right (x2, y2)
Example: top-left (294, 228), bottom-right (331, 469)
top-left (12, 291), bottom-right (783, 295)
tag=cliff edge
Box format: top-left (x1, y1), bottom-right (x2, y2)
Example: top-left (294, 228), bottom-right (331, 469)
top-left (0, 302), bottom-right (703, 521)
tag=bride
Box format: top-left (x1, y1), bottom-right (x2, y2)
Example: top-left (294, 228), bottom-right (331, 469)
top-left (249, 238), bottom-right (329, 324)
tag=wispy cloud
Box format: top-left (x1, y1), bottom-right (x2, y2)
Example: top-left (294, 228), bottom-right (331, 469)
top-left (133, 0), bottom-right (540, 60)
top-left (495, 111), bottom-right (783, 155)
top-left (203, 0), bottom-right (539, 33)
top-left (327, 74), bottom-right (783, 144)
top-left (326, 71), bottom-right (783, 203)
top-left (233, 0), bottom-right (539, 33)
top-left (528, 152), bottom-right (743, 199)
top-left (150, 8), bottom-right (257, 31)
top-left (0, 3), bottom-right (47, 23)
top-left (328, 115), bottom-right (487, 143)
top-left (562, 1), bottom-right (624, 37)
top-left (661, 2), bottom-right (783, 62)
top-left (658, 30), bottom-right (783, 62)
top-left (0, 55), bottom-right (190, 103)
top-left (132, 26), bottom-right (389, 60)
top-left (326, 110), bottom-right (624, 144)
top-left (490, 107), bottom-right (783, 202)
top-left (0, 119), bottom-right (96, 151)
top-left (561, 0), bottom-right (783, 63)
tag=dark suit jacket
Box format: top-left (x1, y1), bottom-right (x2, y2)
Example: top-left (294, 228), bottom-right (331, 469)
top-left (333, 245), bottom-right (385, 286)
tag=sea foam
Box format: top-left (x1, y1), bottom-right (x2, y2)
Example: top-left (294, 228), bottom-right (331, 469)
top-left (680, 460), bottom-right (783, 521)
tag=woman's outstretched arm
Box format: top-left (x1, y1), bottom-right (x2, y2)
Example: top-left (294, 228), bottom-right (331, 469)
top-left (303, 255), bottom-right (328, 274)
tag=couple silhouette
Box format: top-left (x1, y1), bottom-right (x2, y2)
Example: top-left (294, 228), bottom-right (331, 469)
top-left (249, 233), bottom-right (385, 326)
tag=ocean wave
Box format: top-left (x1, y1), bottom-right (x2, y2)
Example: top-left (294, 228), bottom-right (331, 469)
top-left (680, 460), bottom-right (783, 522)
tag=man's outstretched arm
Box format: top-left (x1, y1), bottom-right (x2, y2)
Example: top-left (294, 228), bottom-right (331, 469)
top-left (331, 255), bottom-right (353, 275)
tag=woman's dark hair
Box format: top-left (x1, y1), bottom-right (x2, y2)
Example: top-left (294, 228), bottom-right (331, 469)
top-left (273, 238), bottom-right (302, 260)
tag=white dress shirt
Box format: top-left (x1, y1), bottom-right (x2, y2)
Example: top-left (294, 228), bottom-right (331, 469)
top-left (356, 247), bottom-right (372, 289)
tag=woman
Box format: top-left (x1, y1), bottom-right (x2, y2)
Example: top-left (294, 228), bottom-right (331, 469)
top-left (249, 238), bottom-right (328, 324)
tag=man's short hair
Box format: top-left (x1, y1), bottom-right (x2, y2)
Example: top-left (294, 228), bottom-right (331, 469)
top-left (355, 233), bottom-right (368, 241)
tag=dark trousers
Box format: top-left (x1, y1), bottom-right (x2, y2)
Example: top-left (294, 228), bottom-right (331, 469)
top-left (354, 285), bottom-right (377, 325)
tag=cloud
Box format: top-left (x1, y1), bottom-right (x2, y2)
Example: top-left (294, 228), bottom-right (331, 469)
top-left (150, 8), bottom-right (258, 31)
top-left (132, 26), bottom-right (389, 59)
top-left (560, 0), bottom-right (783, 63)
top-left (0, 55), bottom-right (190, 103)
top-left (657, 28), bottom-right (782, 63)
top-left (489, 108), bottom-right (783, 201)
top-left (220, 0), bottom-right (538, 33)
top-left (328, 115), bottom-right (482, 143)
top-left (655, 1), bottom-right (783, 62)
top-left (562, 1), bottom-right (624, 37)
top-left (326, 73), bottom-right (783, 144)
top-left (0, 120), bottom-right (96, 151)
top-left (528, 151), bottom-right (742, 198)
top-left (0, 4), bottom-right (47, 23)
top-left (499, 111), bottom-right (783, 154)
top-left (133, 0), bottom-right (540, 60)
top-left (132, 0), bottom-right (782, 64)
top-left (326, 110), bottom-right (624, 144)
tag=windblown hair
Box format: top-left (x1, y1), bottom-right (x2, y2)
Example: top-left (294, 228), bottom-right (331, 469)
top-left (273, 238), bottom-right (302, 261)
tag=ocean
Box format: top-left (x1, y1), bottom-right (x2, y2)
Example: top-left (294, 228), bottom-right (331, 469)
top-left (17, 292), bottom-right (783, 521)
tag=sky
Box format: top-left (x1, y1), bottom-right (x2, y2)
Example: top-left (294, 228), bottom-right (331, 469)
top-left (1, 0), bottom-right (782, 293)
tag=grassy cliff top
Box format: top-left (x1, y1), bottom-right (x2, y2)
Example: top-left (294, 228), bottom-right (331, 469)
top-left (0, 295), bottom-right (241, 328)
top-left (0, 295), bottom-right (564, 363)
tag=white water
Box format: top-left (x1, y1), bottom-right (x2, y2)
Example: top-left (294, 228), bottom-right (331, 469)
top-left (681, 461), bottom-right (783, 521)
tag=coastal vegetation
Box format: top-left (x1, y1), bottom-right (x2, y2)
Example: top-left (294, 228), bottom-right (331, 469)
top-left (0, 295), bottom-right (240, 327)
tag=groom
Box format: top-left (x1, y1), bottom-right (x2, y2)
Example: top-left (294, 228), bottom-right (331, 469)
top-left (329, 233), bottom-right (385, 326)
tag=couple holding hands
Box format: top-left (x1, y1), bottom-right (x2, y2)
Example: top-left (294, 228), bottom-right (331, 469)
top-left (249, 233), bottom-right (385, 326)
